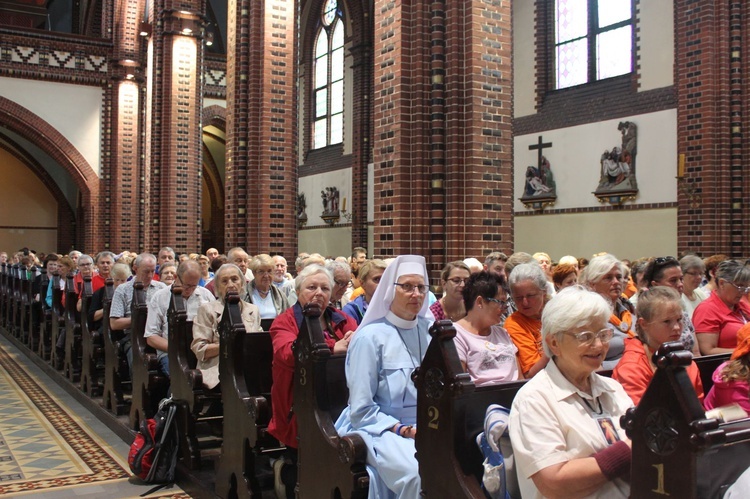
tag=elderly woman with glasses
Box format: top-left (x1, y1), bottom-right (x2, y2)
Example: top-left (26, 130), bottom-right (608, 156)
top-left (505, 263), bottom-right (550, 378)
top-left (680, 255), bottom-right (708, 316)
top-left (509, 286), bottom-right (633, 499)
top-left (335, 255), bottom-right (433, 498)
top-left (248, 253), bottom-right (290, 328)
top-left (579, 254), bottom-right (632, 370)
top-left (693, 260), bottom-right (750, 355)
top-left (430, 261), bottom-right (471, 322)
top-left (453, 271), bottom-right (521, 386)
top-left (613, 287), bottom-right (704, 405)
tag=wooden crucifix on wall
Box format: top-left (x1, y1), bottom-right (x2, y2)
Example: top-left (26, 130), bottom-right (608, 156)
top-left (520, 135), bottom-right (557, 210)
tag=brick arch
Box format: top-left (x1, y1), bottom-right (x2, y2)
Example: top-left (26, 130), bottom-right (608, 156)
top-left (202, 105), bottom-right (227, 130)
top-left (0, 96), bottom-right (100, 252)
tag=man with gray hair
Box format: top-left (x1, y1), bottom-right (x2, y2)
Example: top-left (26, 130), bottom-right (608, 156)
top-left (110, 253), bottom-right (168, 369)
top-left (144, 260), bottom-right (215, 377)
top-left (273, 255), bottom-right (297, 305)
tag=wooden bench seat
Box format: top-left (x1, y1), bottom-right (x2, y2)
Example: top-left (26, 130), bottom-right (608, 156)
top-left (101, 279), bottom-right (130, 415)
top-left (215, 292), bottom-right (281, 498)
top-left (63, 274), bottom-right (82, 382)
top-left (293, 303), bottom-right (369, 499)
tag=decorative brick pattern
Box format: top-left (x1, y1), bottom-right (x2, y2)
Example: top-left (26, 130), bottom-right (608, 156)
top-left (514, 202), bottom-right (678, 217)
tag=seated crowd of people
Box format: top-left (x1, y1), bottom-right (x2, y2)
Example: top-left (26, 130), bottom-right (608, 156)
top-left (3, 245), bottom-right (750, 498)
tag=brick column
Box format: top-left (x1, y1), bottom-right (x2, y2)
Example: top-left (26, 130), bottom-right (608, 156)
top-left (372, 0), bottom-right (513, 280)
top-left (104, 0), bottom-right (148, 252)
top-left (225, 0), bottom-right (298, 260)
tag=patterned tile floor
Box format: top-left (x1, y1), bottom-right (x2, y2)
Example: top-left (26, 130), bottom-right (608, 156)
top-left (0, 334), bottom-right (192, 498)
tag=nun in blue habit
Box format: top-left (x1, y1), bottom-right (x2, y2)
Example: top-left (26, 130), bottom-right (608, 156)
top-left (335, 255), bottom-right (434, 498)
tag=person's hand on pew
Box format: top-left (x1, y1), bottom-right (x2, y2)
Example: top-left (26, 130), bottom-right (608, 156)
top-left (333, 329), bottom-right (355, 354)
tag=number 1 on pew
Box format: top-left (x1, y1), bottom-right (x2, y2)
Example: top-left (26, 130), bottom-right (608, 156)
top-left (427, 406), bottom-right (439, 429)
top-left (651, 463), bottom-right (669, 496)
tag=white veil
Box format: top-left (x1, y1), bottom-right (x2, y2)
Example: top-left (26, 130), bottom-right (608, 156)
top-left (358, 255), bottom-right (433, 330)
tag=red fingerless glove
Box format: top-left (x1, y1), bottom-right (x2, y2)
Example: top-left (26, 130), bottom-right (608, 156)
top-left (593, 440), bottom-right (631, 480)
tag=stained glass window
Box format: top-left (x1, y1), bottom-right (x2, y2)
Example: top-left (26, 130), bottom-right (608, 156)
top-left (554, 0), bottom-right (632, 89)
top-left (313, 1), bottom-right (344, 149)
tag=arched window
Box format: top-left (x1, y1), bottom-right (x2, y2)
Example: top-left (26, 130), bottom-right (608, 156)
top-left (555, 0), bottom-right (632, 89)
top-left (313, 0), bottom-right (344, 149)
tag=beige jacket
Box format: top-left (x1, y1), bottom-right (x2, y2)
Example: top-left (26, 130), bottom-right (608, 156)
top-left (190, 299), bottom-right (261, 389)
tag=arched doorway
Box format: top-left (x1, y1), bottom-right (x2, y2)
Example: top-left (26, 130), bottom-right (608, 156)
top-left (202, 105), bottom-right (226, 253)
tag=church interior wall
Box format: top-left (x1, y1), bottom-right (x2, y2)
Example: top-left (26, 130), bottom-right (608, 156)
top-left (298, 167), bottom-right (353, 253)
top-left (298, 226), bottom-right (352, 259)
top-left (0, 76), bottom-right (103, 177)
top-left (637, 1), bottom-right (674, 91)
top-left (512, 0), bottom-right (536, 118)
top-left (515, 207), bottom-right (677, 262)
top-left (514, 110), bottom-right (678, 211)
top-left (204, 98), bottom-right (226, 109)
top-left (0, 148), bottom-right (58, 253)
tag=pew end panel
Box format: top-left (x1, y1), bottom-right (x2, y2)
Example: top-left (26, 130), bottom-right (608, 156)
top-left (293, 303), bottom-right (368, 499)
top-left (216, 293), bottom-right (280, 499)
top-left (623, 341), bottom-right (750, 498)
top-left (129, 282), bottom-right (169, 430)
top-left (168, 286), bottom-right (222, 470)
top-left (101, 279), bottom-right (131, 415)
top-left (63, 274), bottom-right (83, 382)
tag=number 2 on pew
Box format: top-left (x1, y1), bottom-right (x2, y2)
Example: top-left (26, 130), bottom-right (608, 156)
top-left (652, 463), bottom-right (669, 496)
top-left (427, 406), bottom-right (439, 430)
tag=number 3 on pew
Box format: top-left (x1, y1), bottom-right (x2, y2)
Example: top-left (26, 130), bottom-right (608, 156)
top-left (299, 367), bottom-right (307, 386)
top-left (651, 463), bottom-right (669, 496)
top-left (427, 406), bottom-right (439, 429)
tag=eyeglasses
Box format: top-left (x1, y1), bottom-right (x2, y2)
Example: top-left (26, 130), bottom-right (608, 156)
top-left (447, 277), bottom-right (469, 286)
top-left (334, 279), bottom-right (349, 288)
top-left (394, 282), bottom-right (429, 295)
top-left (565, 328), bottom-right (614, 346)
top-left (684, 271), bottom-right (702, 277)
top-left (511, 292), bottom-right (542, 303)
top-left (254, 269), bottom-right (272, 275)
top-left (728, 281), bottom-right (750, 294)
top-left (485, 297), bottom-right (508, 308)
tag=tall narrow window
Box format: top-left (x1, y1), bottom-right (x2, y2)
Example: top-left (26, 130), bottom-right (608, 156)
top-left (555, 0), bottom-right (632, 89)
top-left (313, 0), bottom-right (344, 149)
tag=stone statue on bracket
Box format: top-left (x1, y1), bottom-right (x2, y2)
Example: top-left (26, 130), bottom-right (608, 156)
top-left (320, 186), bottom-right (340, 225)
top-left (297, 192), bottom-right (308, 227)
top-left (594, 121), bottom-right (638, 204)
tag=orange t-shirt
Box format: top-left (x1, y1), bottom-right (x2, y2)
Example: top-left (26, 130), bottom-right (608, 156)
top-left (349, 286), bottom-right (365, 300)
top-left (613, 338), bottom-right (704, 405)
top-left (504, 311), bottom-right (543, 375)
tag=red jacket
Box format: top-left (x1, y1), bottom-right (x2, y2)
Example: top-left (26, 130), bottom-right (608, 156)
top-left (267, 303), bottom-right (357, 448)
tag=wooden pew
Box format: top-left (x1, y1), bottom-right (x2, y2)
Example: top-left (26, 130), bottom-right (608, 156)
top-left (9, 264), bottom-right (22, 338)
top-left (101, 278), bottom-right (130, 415)
top-left (167, 286), bottom-right (222, 470)
top-left (414, 320), bottom-right (525, 498)
top-left (215, 292), bottom-right (280, 499)
top-left (63, 274), bottom-right (82, 382)
top-left (49, 272), bottom-right (66, 370)
top-left (37, 270), bottom-right (55, 361)
top-left (79, 275), bottom-right (103, 397)
top-left (29, 266), bottom-right (47, 352)
top-left (19, 266), bottom-right (33, 344)
top-left (694, 352), bottom-right (731, 394)
top-left (0, 263), bottom-right (7, 329)
top-left (293, 303), bottom-right (369, 499)
top-left (129, 281), bottom-right (169, 430)
top-left (622, 341), bottom-right (750, 498)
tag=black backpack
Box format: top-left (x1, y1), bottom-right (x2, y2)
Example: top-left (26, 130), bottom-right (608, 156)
top-left (128, 397), bottom-right (179, 496)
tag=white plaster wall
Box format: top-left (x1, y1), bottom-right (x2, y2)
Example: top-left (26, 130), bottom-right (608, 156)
top-left (515, 208), bottom-right (677, 262)
top-left (298, 226), bottom-right (352, 258)
top-left (513, 0), bottom-right (536, 118)
top-left (638, 2), bottom-right (674, 91)
top-left (204, 98), bottom-right (226, 109)
top-left (514, 110), bottom-right (677, 211)
top-left (0, 76), bottom-right (103, 176)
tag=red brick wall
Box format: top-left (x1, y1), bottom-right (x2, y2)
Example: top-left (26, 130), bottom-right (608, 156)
top-left (372, 0), bottom-right (513, 281)
top-left (225, 0), bottom-right (298, 261)
top-left (675, 0), bottom-right (750, 257)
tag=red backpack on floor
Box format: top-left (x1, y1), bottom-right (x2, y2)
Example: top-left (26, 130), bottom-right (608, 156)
top-left (128, 397), bottom-right (179, 495)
